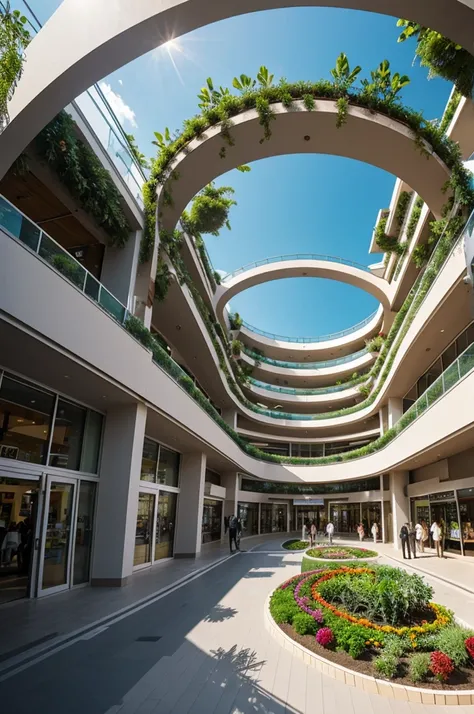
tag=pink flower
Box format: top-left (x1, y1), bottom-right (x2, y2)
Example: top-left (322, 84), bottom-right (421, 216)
top-left (316, 627), bottom-right (333, 647)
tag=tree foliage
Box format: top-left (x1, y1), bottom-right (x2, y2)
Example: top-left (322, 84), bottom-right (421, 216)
top-left (187, 183), bottom-right (237, 235)
top-left (125, 133), bottom-right (149, 169)
top-left (0, 3), bottom-right (30, 127)
top-left (397, 19), bottom-right (474, 98)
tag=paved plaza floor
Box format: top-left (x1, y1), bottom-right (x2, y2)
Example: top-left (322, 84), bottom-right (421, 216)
top-left (1, 535), bottom-right (474, 713)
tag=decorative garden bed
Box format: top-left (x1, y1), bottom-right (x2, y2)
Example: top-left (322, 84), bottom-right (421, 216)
top-left (268, 564), bottom-right (474, 699)
top-left (282, 539), bottom-right (310, 551)
top-left (302, 546), bottom-right (379, 569)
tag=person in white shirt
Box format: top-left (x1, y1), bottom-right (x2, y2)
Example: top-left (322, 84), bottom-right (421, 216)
top-left (430, 520), bottom-right (443, 558)
top-left (415, 521), bottom-right (424, 553)
top-left (326, 521), bottom-right (334, 545)
top-left (371, 522), bottom-right (379, 544)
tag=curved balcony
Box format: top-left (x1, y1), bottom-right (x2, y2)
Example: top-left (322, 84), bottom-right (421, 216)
top-left (244, 379), bottom-right (363, 413)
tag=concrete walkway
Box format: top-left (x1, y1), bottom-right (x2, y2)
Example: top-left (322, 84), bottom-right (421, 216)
top-left (1, 535), bottom-right (474, 713)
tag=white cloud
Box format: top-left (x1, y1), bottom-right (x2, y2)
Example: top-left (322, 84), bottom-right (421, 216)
top-left (99, 81), bottom-right (137, 128)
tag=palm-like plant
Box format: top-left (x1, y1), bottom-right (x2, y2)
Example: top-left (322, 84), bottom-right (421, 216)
top-left (256, 66), bottom-right (274, 88)
top-left (152, 127), bottom-right (172, 150)
top-left (330, 53), bottom-right (361, 94)
top-left (360, 59), bottom-right (410, 105)
top-left (197, 77), bottom-right (231, 109)
top-left (232, 74), bottom-right (256, 93)
top-left (397, 19), bottom-right (474, 98)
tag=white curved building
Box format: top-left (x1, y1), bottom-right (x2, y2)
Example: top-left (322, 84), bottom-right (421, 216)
top-left (1, 6), bottom-right (474, 607)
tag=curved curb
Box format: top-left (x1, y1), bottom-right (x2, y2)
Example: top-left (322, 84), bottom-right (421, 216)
top-left (302, 548), bottom-right (380, 563)
top-left (264, 590), bottom-right (474, 706)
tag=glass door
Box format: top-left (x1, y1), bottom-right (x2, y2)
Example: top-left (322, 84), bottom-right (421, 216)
top-left (37, 476), bottom-right (76, 596)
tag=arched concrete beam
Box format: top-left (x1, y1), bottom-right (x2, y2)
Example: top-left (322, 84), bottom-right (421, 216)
top-left (2, 0), bottom-right (474, 177)
top-left (157, 103), bottom-right (450, 232)
top-left (215, 258), bottom-right (392, 328)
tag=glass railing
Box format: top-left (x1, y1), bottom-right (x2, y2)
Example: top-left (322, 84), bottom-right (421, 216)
top-left (222, 253), bottom-right (371, 281)
top-left (15, 8), bottom-right (147, 209)
top-left (0, 195), bottom-right (128, 324)
top-left (248, 378), bottom-right (367, 396)
top-left (74, 87), bottom-right (147, 208)
top-left (243, 346), bottom-right (370, 369)
top-left (241, 308), bottom-right (380, 344)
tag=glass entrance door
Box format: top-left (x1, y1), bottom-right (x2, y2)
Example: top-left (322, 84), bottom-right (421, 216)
top-left (38, 477), bottom-right (75, 596)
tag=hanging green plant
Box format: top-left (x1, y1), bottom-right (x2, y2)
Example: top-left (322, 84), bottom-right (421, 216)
top-left (0, 3), bottom-right (30, 127)
top-left (35, 111), bottom-right (131, 247)
top-left (397, 20), bottom-right (474, 99)
top-left (154, 259), bottom-right (172, 302)
top-left (187, 183), bottom-right (236, 235)
top-left (374, 217), bottom-right (404, 254)
top-left (394, 190), bottom-right (412, 233)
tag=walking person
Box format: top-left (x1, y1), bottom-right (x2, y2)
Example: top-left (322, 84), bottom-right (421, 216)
top-left (326, 520), bottom-right (334, 545)
top-left (371, 522), bottom-right (379, 544)
top-left (310, 521), bottom-right (317, 547)
top-left (415, 520), bottom-right (424, 553)
top-left (430, 519), bottom-right (443, 558)
top-left (408, 522), bottom-right (417, 559)
top-left (421, 519), bottom-right (429, 552)
top-left (400, 522), bottom-right (411, 559)
top-left (228, 513), bottom-right (240, 553)
top-left (357, 522), bottom-right (365, 542)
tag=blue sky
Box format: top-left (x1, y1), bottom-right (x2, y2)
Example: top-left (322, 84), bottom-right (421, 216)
top-left (30, 1), bottom-right (451, 338)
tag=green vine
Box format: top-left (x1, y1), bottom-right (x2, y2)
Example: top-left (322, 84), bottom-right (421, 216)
top-left (406, 196), bottom-right (424, 241)
top-left (0, 3), bottom-right (30, 127)
top-left (374, 217), bottom-right (404, 254)
top-left (394, 190), bottom-right (412, 233)
top-left (35, 111), bottom-right (131, 247)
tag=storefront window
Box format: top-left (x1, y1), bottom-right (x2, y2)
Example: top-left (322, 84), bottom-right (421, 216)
top-left (73, 481), bottom-right (96, 584)
top-left (49, 399), bottom-right (86, 471)
top-left (260, 503), bottom-right (286, 533)
top-left (361, 502), bottom-right (382, 538)
top-left (238, 502), bottom-right (258, 536)
top-left (134, 493), bottom-right (154, 566)
top-left (429, 492), bottom-right (461, 554)
top-left (241, 477), bottom-right (380, 495)
top-left (141, 438), bottom-right (159, 482)
top-left (330, 503), bottom-right (360, 534)
top-left (155, 491), bottom-right (177, 560)
top-left (157, 447), bottom-right (180, 487)
top-left (0, 375), bottom-right (54, 464)
top-left (202, 498), bottom-right (222, 543)
top-left (80, 411), bottom-right (103, 474)
top-left (458, 488), bottom-right (474, 557)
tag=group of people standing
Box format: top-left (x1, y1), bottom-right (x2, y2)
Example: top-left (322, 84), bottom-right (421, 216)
top-left (305, 520), bottom-right (335, 546)
top-left (356, 521), bottom-right (379, 543)
top-left (399, 519), bottom-right (445, 559)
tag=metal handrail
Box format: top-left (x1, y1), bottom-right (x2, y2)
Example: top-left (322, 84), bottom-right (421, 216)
top-left (241, 308), bottom-right (380, 343)
top-left (0, 195), bottom-right (128, 324)
top-left (243, 346), bottom-right (370, 369)
top-left (222, 253), bottom-right (371, 281)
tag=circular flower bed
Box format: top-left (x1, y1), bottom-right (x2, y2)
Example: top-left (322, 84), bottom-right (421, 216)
top-left (307, 546), bottom-right (378, 560)
top-left (269, 564), bottom-right (474, 689)
top-left (282, 539), bottom-right (309, 551)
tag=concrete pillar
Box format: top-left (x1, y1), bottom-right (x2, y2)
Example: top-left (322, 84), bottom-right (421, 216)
top-left (91, 402), bottom-right (147, 586)
top-left (387, 398), bottom-right (404, 429)
top-left (221, 471), bottom-right (239, 524)
top-left (389, 471), bottom-right (409, 550)
top-left (101, 230), bottom-right (141, 310)
top-left (221, 409), bottom-right (237, 430)
top-left (174, 452), bottom-right (207, 557)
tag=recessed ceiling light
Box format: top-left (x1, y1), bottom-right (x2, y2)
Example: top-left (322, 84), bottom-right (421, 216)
top-left (102, 395), bottom-right (107, 399)
top-left (30, 400), bottom-right (36, 404)
top-left (440, 329), bottom-right (445, 333)
top-left (64, 375), bottom-right (71, 379)
top-left (176, 325), bottom-right (182, 330)
top-left (304, 135), bottom-right (310, 141)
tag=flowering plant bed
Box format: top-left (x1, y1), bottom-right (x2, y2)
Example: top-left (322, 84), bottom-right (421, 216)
top-left (303, 545), bottom-right (378, 564)
top-left (269, 564), bottom-right (474, 689)
top-left (282, 539), bottom-right (310, 551)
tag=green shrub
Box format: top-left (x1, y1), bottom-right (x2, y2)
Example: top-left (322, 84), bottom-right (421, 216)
top-left (417, 632), bottom-right (438, 651)
top-left (374, 653), bottom-right (399, 679)
top-left (292, 612), bottom-right (319, 636)
top-left (409, 652), bottom-right (431, 683)
top-left (435, 625), bottom-right (474, 667)
top-left (271, 601), bottom-right (299, 624)
top-left (283, 540), bottom-right (309, 550)
top-left (383, 635), bottom-right (409, 658)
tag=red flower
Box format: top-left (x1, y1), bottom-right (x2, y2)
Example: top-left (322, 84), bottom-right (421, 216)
top-left (316, 627), bottom-right (333, 647)
top-left (466, 637), bottom-right (474, 660)
top-left (430, 651), bottom-right (454, 682)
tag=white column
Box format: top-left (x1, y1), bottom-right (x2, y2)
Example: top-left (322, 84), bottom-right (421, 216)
top-left (101, 230), bottom-right (141, 310)
top-left (221, 409), bottom-right (237, 430)
top-left (221, 471), bottom-right (239, 524)
top-left (174, 452), bottom-right (207, 557)
top-left (91, 402), bottom-right (147, 586)
top-left (387, 398), bottom-right (404, 429)
top-left (389, 471), bottom-right (409, 550)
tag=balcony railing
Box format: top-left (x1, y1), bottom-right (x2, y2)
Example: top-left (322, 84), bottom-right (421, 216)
top-left (248, 378), bottom-right (366, 396)
top-left (243, 346), bottom-right (370, 370)
top-left (222, 253), bottom-right (371, 281)
top-left (242, 308), bottom-right (380, 344)
top-left (0, 195), bottom-right (128, 324)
